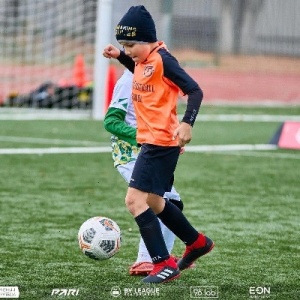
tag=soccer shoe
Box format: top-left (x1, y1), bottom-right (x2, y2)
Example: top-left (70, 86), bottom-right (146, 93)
top-left (177, 234), bottom-right (214, 271)
top-left (142, 257), bottom-right (180, 283)
top-left (170, 255), bottom-right (180, 263)
top-left (171, 255), bottom-right (195, 269)
top-left (129, 262), bottom-right (153, 276)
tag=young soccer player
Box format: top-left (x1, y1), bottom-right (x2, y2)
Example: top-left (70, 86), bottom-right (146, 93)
top-left (104, 69), bottom-right (184, 276)
top-left (103, 5), bottom-right (214, 283)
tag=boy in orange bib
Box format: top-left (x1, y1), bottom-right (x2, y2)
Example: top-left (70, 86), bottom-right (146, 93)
top-left (103, 5), bottom-right (214, 283)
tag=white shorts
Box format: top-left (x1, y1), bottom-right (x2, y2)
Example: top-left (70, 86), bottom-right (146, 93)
top-left (117, 161), bottom-right (181, 201)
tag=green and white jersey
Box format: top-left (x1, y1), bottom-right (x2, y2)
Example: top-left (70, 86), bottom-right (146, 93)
top-left (110, 136), bottom-right (140, 167)
top-left (107, 70), bottom-right (140, 167)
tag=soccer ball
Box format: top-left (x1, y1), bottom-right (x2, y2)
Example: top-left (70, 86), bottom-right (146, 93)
top-left (78, 216), bottom-right (121, 260)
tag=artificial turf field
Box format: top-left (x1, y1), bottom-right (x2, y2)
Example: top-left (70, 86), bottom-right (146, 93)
top-left (0, 105), bottom-right (299, 299)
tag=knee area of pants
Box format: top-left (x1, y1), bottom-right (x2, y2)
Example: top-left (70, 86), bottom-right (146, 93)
top-left (169, 199), bottom-right (184, 211)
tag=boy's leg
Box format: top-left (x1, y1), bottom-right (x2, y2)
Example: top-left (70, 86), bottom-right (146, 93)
top-left (117, 162), bottom-right (152, 274)
top-left (126, 188), bottom-right (180, 283)
top-left (161, 186), bottom-right (182, 255)
top-left (143, 158), bottom-right (214, 272)
top-left (118, 162), bottom-right (181, 275)
top-left (130, 217), bottom-right (175, 276)
top-left (155, 199), bottom-right (214, 271)
top-left (135, 218), bottom-right (174, 262)
top-left (157, 187), bottom-right (197, 269)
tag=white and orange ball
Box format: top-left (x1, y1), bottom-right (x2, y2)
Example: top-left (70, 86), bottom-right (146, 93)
top-left (78, 216), bottom-right (121, 260)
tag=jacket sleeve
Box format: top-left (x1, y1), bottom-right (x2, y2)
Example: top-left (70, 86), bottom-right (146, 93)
top-left (160, 48), bottom-right (203, 127)
top-left (104, 107), bottom-right (137, 146)
top-left (117, 51), bottom-right (135, 73)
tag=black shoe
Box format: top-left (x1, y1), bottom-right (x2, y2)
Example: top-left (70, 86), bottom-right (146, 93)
top-left (177, 234), bottom-right (214, 271)
top-left (142, 257), bottom-right (180, 283)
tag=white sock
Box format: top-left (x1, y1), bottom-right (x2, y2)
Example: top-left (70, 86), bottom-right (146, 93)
top-left (159, 219), bottom-right (176, 254)
top-left (135, 237), bottom-right (152, 263)
top-left (135, 220), bottom-right (176, 263)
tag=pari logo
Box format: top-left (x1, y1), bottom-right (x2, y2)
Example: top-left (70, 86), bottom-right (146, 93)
top-left (51, 289), bottom-right (79, 296)
top-left (249, 287), bottom-right (271, 298)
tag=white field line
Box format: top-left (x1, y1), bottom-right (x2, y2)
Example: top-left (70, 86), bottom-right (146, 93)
top-left (0, 110), bottom-right (300, 122)
top-left (1, 137), bottom-right (275, 150)
top-left (211, 151), bottom-right (300, 160)
top-left (0, 144), bottom-right (277, 155)
top-left (0, 136), bottom-right (105, 146)
top-left (184, 144), bottom-right (277, 152)
top-left (188, 114), bottom-right (300, 122)
top-left (0, 144), bottom-right (299, 160)
top-left (186, 145), bottom-right (300, 159)
top-left (0, 147), bottom-right (112, 155)
top-left (0, 109), bottom-right (91, 120)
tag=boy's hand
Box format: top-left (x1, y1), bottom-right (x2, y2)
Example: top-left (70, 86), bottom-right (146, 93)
top-left (173, 122), bottom-right (192, 147)
top-left (103, 44), bottom-right (121, 59)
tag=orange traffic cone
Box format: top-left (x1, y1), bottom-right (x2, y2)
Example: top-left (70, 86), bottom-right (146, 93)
top-left (73, 54), bottom-right (87, 88)
top-left (105, 65), bottom-right (117, 112)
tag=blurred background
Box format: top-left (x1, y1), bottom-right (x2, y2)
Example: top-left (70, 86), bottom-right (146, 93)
top-left (0, 0), bottom-right (299, 113)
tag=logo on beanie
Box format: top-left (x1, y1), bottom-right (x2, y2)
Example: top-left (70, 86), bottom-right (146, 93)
top-left (143, 65), bottom-right (154, 77)
top-left (115, 25), bottom-right (137, 38)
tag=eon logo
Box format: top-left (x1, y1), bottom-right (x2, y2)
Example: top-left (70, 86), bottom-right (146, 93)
top-left (249, 287), bottom-right (270, 297)
top-left (51, 289), bottom-right (79, 296)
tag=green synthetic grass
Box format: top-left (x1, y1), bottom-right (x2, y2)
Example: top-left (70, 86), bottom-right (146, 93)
top-left (0, 120), bottom-right (278, 147)
top-left (0, 107), bottom-right (299, 299)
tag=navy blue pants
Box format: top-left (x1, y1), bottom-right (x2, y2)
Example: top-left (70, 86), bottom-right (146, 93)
top-left (129, 144), bottom-right (180, 196)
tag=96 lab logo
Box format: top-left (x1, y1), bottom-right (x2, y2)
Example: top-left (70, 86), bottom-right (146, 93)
top-left (190, 286), bottom-right (219, 298)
